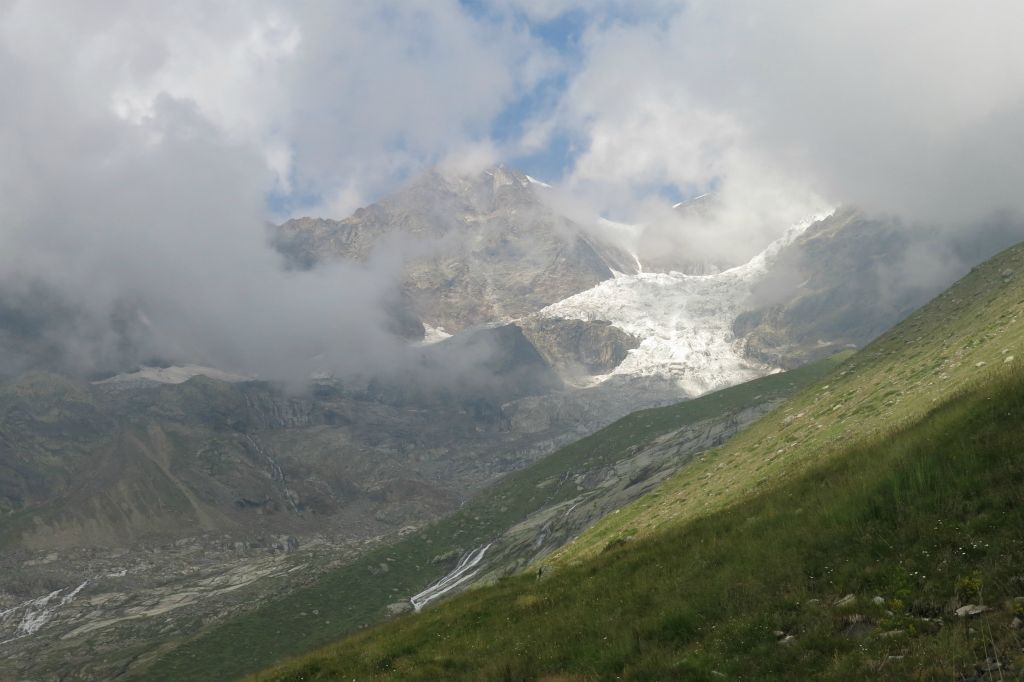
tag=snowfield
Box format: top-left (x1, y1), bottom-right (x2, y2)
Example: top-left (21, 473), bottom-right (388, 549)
top-left (539, 212), bottom-right (833, 397)
top-left (0, 581), bottom-right (89, 645)
top-left (94, 365), bottom-right (251, 385)
top-left (419, 324), bottom-right (453, 345)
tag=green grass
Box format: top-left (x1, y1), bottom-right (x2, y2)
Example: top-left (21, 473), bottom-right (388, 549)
top-left (549, 240), bottom-right (1024, 566)
top-left (139, 357), bottom-right (841, 681)
top-left (256, 365), bottom-right (1024, 681)
top-left (247, 241), bottom-right (1024, 680)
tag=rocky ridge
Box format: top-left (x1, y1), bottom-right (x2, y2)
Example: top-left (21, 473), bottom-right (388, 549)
top-left (276, 166), bottom-right (632, 335)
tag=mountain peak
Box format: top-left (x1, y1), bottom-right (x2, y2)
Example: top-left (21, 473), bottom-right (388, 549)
top-left (672, 192), bottom-right (717, 216)
top-left (433, 162), bottom-right (532, 191)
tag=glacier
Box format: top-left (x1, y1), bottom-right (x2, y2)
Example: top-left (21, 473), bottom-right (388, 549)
top-left (539, 211), bottom-right (833, 397)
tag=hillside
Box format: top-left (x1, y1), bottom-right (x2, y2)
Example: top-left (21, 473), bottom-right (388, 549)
top-left (257, 364), bottom-right (1024, 681)
top-left (137, 358), bottom-right (840, 681)
top-left (0, 359), bottom-right (569, 681)
top-left (249, 241), bottom-right (1024, 680)
top-left (548, 240), bottom-right (1024, 566)
top-left (4, 171), bottom-right (988, 682)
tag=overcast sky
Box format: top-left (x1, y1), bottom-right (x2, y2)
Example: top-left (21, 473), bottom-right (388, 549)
top-left (1, 0), bottom-right (1022, 379)
top-left (11, 0), bottom-right (1023, 221)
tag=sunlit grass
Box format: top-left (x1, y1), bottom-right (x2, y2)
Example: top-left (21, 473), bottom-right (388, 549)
top-left (550, 241), bottom-right (1024, 566)
top-left (142, 351), bottom-right (840, 681)
top-left (257, 364), bottom-right (1024, 681)
top-left (252, 241), bottom-right (1024, 680)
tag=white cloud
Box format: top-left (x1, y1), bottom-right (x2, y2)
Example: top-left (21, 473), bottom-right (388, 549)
top-left (438, 140), bottom-right (502, 177)
top-left (0, 0), bottom-right (560, 380)
top-left (543, 0), bottom-right (1024, 233)
top-left (538, 15), bottom-right (829, 264)
top-left (0, 0), bottom-right (560, 214)
top-left (2, 0), bottom-right (1024, 379)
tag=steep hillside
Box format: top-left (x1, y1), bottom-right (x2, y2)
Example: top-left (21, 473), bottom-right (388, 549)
top-left (251, 241), bottom-right (1024, 681)
top-left (135, 358), bottom-right (840, 682)
top-left (0, 373), bottom-right (490, 551)
top-left (734, 208), bottom-right (936, 368)
top-left (7, 167), bottom-right (1021, 681)
top-left (551, 240), bottom-right (1024, 566)
top-left (733, 208), bottom-right (1024, 369)
top-left (258, 364), bottom-right (1024, 681)
top-left (0, 357), bottom-right (574, 681)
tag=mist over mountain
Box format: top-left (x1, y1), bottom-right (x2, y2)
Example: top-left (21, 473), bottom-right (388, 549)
top-left (2, 3), bottom-right (1024, 680)
top-left (275, 166), bottom-right (628, 335)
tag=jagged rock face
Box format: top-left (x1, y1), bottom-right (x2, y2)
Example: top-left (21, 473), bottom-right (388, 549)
top-left (732, 208), bottom-right (1024, 368)
top-left (276, 167), bottom-right (620, 334)
top-left (474, 402), bottom-right (782, 585)
top-left (734, 209), bottom-right (941, 368)
top-left (516, 317), bottom-right (640, 378)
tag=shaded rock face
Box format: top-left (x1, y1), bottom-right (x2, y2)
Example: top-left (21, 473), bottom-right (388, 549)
top-left (516, 317), bottom-right (640, 378)
top-left (0, 370), bottom-right (558, 553)
top-left (733, 208), bottom-right (1024, 368)
top-left (276, 167), bottom-right (620, 335)
top-left (472, 402), bottom-right (783, 587)
top-left (733, 210), bottom-right (911, 368)
top-left (358, 323), bottom-right (563, 410)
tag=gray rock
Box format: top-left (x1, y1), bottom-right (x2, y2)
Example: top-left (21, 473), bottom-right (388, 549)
top-left (732, 208), bottom-right (1024, 369)
top-left (516, 317), bottom-right (639, 378)
top-left (955, 604), bottom-right (991, 617)
top-left (275, 166), bottom-right (628, 335)
top-left (834, 593), bottom-right (857, 607)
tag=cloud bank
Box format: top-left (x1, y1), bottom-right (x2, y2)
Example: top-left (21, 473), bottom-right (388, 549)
top-left (2, 0), bottom-right (1024, 381)
top-left (530, 0), bottom-right (1024, 260)
top-left (0, 0), bottom-right (557, 381)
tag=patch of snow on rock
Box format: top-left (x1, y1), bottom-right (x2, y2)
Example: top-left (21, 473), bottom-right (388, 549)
top-left (0, 580), bottom-right (89, 645)
top-left (419, 324), bottom-right (453, 345)
top-left (95, 365), bottom-right (250, 386)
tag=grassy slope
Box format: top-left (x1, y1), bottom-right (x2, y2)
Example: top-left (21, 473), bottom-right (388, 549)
top-left (142, 357), bottom-right (839, 681)
top-left (257, 364), bottom-right (1024, 681)
top-left (252, 242), bottom-right (1024, 680)
top-left (549, 242), bottom-right (1024, 566)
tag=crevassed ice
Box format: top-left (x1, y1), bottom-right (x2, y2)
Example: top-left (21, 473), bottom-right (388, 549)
top-left (539, 211), bottom-right (833, 397)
